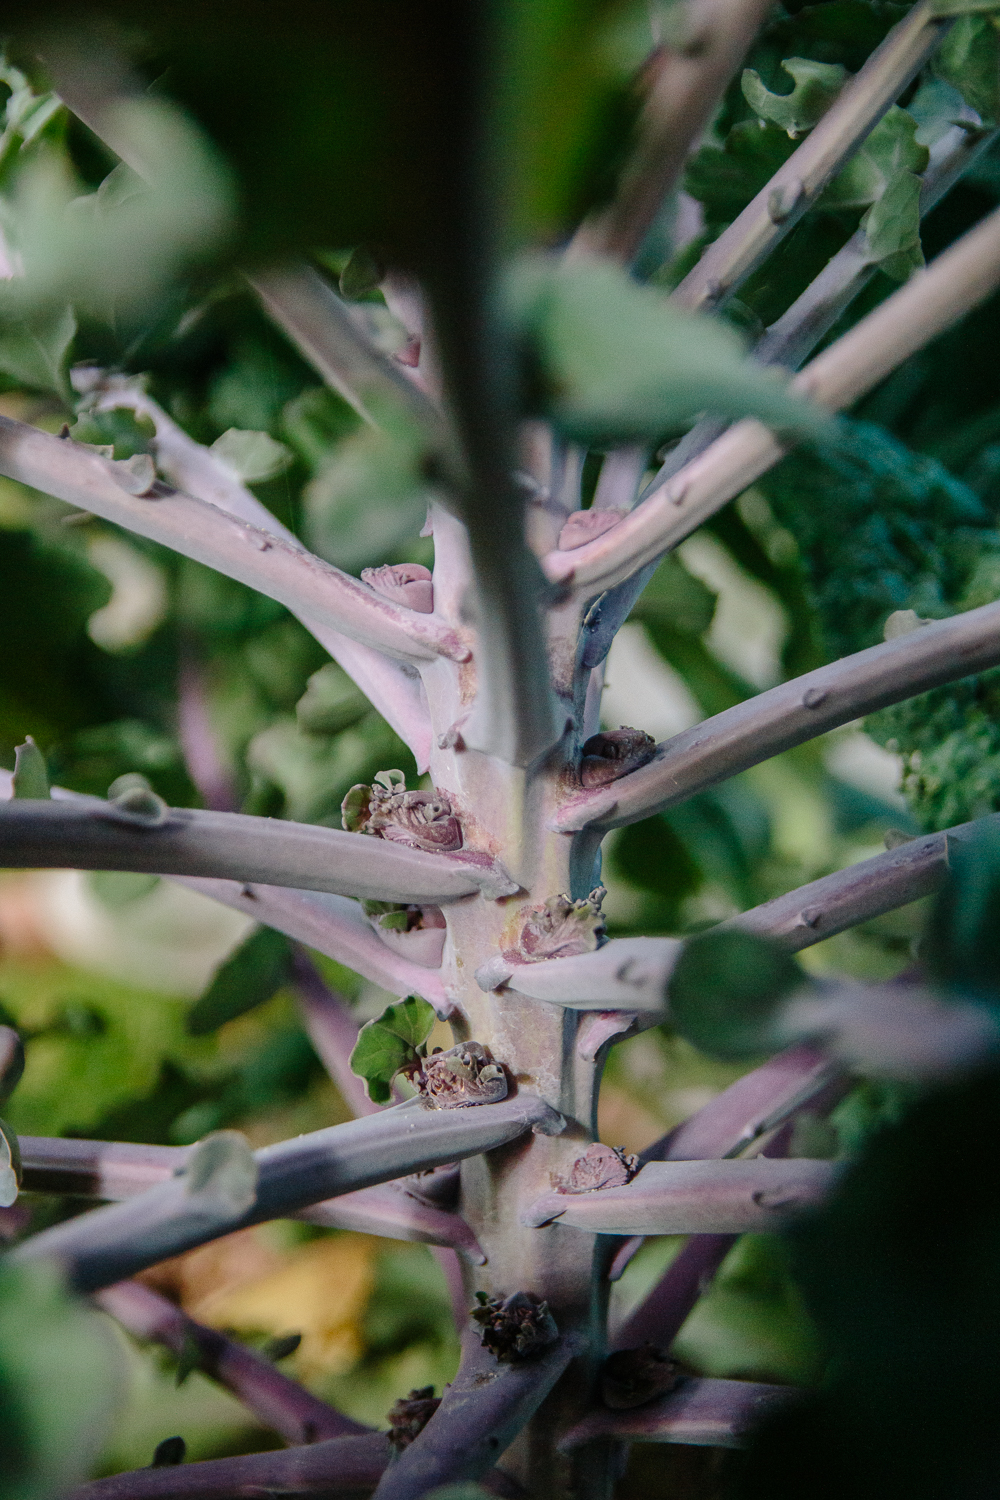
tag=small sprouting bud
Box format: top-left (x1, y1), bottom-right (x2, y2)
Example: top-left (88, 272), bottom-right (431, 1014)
top-left (472, 1291), bottom-right (559, 1363)
top-left (519, 886), bottom-right (607, 961)
top-left (12, 736), bottom-right (51, 800)
top-left (393, 337), bottom-right (422, 368)
top-left (580, 727), bottom-right (656, 788)
top-left (182, 1130), bottom-right (258, 1216)
top-left (361, 563), bottom-right (434, 614)
top-left (421, 1041), bottom-right (508, 1109)
top-left (150, 1436), bottom-right (187, 1468)
top-left (343, 770), bottom-right (462, 853)
top-left (386, 1386), bottom-right (441, 1451)
top-left (110, 452), bottom-right (158, 496)
top-left (107, 773), bottom-right (169, 825)
top-left (553, 1142), bottom-right (638, 1195)
top-left (557, 509), bottom-right (627, 552)
top-left (601, 1345), bottom-right (682, 1410)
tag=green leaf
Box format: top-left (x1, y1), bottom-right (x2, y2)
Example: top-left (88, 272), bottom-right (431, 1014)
top-left (0, 306), bottom-right (76, 401)
top-left (934, 13), bottom-right (1000, 122)
top-left (0, 1259), bottom-right (122, 1500)
top-left (339, 244), bottom-right (386, 300)
top-left (685, 120), bottom-right (797, 231)
top-left (209, 428), bottom-right (294, 484)
top-left (667, 929), bottom-right (805, 1059)
top-left (183, 1129), bottom-right (258, 1213)
top-left (349, 995), bottom-right (436, 1105)
top-left (302, 407), bottom-right (432, 572)
top-left (0, 1116), bottom-right (21, 1207)
top-left (186, 926), bottom-right (291, 1035)
top-left (512, 257), bottom-right (831, 445)
top-left (12, 737), bottom-right (49, 800)
top-left (69, 408), bottom-right (156, 461)
top-left (860, 168), bottom-right (924, 281)
top-left (742, 58), bottom-right (848, 137)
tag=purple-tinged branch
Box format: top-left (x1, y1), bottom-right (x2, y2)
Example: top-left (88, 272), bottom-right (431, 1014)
top-left (96, 1279), bottom-right (367, 1444)
top-left (570, 0), bottom-right (774, 265)
top-left (370, 1325), bottom-right (580, 1500)
top-left (66, 1435), bottom-right (393, 1500)
top-left (522, 1157), bottom-right (834, 1235)
top-left (725, 820), bottom-right (999, 951)
top-left (544, 204), bottom-right (1000, 598)
top-left (174, 877), bottom-right (451, 1009)
top-left (17, 1134), bottom-right (485, 1257)
top-left (555, 596), bottom-right (1000, 831)
top-left (83, 375), bottom-right (433, 767)
top-left (558, 1376), bottom-right (793, 1452)
top-left (671, 0), bottom-right (948, 313)
top-left (0, 799), bottom-right (516, 903)
top-left (0, 1024), bottom-right (24, 1106)
top-left (0, 415), bottom-right (467, 667)
top-left (14, 1093), bottom-right (562, 1291)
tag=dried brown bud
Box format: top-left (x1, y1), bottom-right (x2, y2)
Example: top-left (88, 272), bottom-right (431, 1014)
top-left (519, 886), bottom-right (606, 962)
top-left (553, 1142), bottom-right (639, 1195)
top-left (471, 1291), bottom-right (559, 1363)
top-left (344, 771), bottom-right (463, 853)
top-left (601, 1345), bottom-right (682, 1410)
top-left (557, 509), bottom-right (627, 552)
top-left (386, 1386), bottom-right (441, 1450)
top-left (421, 1041), bottom-right (508, 1109)
top-left (361, 563), bottom-right (434, 614)
top-left (580, 728), bottom-right (656, 788)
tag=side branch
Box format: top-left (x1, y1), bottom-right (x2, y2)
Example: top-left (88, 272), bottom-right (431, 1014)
top-left (545, 204), bottom-right (1000, 598)
top-left (95, 1280), bottom-right (366, 1445)
top-left (0, 415), bottom-right (466, 666)
top-left (555, 597), bottom-right (1000, 830)
top-left (725, 820), bottom-right (998, 950)
top-left (570, 0), bottom-right (774, 264)
top-left (558, 1378), bottom-right (793, 1452)
top-left (371, 1326), bottom-right (579, 1500)
top-left (176, 878), bottom-right (450, 1009)
top-left (672, 0), bottom-right (947, 312)
top-left (0, 800), bottom-right (516, 903)
top-left (84, 376), bottom-right (433, 767)
top-left (15, 1094), bottom-right (561, 1291)
top-left (523, 1158), bottom-right (834, 1234)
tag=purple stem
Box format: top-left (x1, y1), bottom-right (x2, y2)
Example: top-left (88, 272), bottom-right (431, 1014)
top-left (558, 1376), bottom-right (793, 1452)
top-left (0, 1023), bottom-right (24, 1106)
top-left (371, 1326), bottom-right (581, 1500)
top-left (96, 1280), bottom-right (368, 1444)
top-left (67, 1434), bottom-right (392, 1500)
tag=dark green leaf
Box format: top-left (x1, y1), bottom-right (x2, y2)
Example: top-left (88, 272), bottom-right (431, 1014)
top-left (668, 930), bottom-right (804, 1058)
top-left (69, 409), bottom-right (156, 461)
top-left (742, 58), bottom-right (847, 136)
top-left (186, 926), bottom-right (291, 1035)
top-left (339, 245), bottom-right (386, 299)
top-left (349, 995), bottom-right (436, 1104)
top-left (934, 14), bottom-right (1000, 122)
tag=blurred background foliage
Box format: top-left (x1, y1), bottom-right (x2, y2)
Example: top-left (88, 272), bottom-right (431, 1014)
top-left (0, 0), bottom-right (997, 1494)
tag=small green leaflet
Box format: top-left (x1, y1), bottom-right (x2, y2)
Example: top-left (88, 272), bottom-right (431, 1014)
top-left (186, 926), bottom-right (291, 1035)
top-left (511, 257), bottom-right (831, 445)
top-left (824, 106), bottom-right (930, 280)
top-left (349, 995), bottom-right (436, 1104)
top-left (934, 14), bottom-right (1000, 122)
top-left (12, 737), bottom-right (50, 800)
top-left (339, 244), bottom-right (386, 300)
top-left (742, 58), bottom-right (848, 137)
top-left (209, 428), bottom-right (294, 484)
top-left (667, 929), bottom-right (804, 1060)
top-left (0, 1118), bottom-right (20, 1207)
top-left (0, 306), bottom-right (76, 403)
